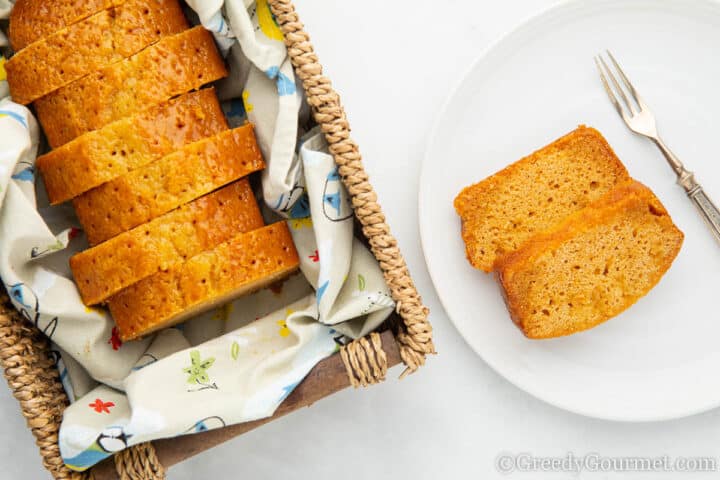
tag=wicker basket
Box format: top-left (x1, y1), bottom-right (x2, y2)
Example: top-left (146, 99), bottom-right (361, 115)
top-left (0, 1), bottom-right (435, 478)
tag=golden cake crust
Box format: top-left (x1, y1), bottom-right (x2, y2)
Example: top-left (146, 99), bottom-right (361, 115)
top-left (496, 181), bottom-right (684, 339)
top-left (7, 0), bottom-right (188, 105)
top-left (34, 26), bottom-right (228, 147)
top-left (108, 222), bottom-right (300, 341)
top-left (454, 126), bottom-right (630, 272)
top-left (70, 180), bottom-right (263, 306)
top-left (73, 124), bottom-right (265, 246)
top-left (8, 0), bottom-right (121, 51)
top-left (37, 89), bottom-right (228, 205)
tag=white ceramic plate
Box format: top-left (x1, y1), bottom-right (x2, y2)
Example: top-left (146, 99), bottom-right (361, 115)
top-left (420, 0), bottom-right (720, 421)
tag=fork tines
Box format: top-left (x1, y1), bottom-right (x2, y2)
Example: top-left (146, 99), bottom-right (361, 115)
top-left (595, 51), bottom-right (647, 119)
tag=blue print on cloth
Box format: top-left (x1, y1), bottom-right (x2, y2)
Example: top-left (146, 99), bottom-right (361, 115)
top-left (64, 448), bottom-right (112, 472)
top-left (208, 13), bottom-right (227, 34)
top-left (66, 426), bottom-right (132, 471)
top-left (322, 166), bottom-right (353, 222)
top-left (6, 282), bottom-right (59, 338)
top-left (327, 168), bottom-right (340, 181)
top-left (324, 192), bottom-right (342, 216)
top-left (48, 349), bottom-right (74, 400)
top-left (324, 169), bottom-right (346, 216)
top-left (289, 193), bottom-right (310, 218)
top-left (224, 98), bottom-right (246, 120)
top-left (11, 166), bottom-right (34, 182)
top-left (273, 186), bottom-right (308, 218)
top-left (59, 364), bottom-right (69, 383)
top-left (316, 281), bottom-right (329, 305)
top-left (8, 283), bottom-right (25, 306)
top-left (272, 193), bottom-right (285, 210)
top-left (186, 416), bottom-right (226, 434)
top-left (279, 380), bottom-right (301, 402)
top-left (0, 109), bottom-right (27, 127)
top-left (265, 66), bottom-right (296, 96)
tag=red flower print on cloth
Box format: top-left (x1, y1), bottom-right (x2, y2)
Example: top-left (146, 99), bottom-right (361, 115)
top-left (309, 250), bottom-right (319, 262)
top-left (108, 327), bottom-right (122, 351)
top-left (89, 398), bottom-right (115, 414)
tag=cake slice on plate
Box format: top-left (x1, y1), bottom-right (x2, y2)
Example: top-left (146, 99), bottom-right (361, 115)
top-left (496, 181), bottom-right (683, 339)
top-left (454, 126), bottom-right (630, 272)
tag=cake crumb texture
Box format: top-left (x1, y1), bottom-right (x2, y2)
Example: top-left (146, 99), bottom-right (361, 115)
top-left (37, 88), bottom-right (228, 204)
top-left (109, 222), bottom-right (300, 341)
top-left (496, 181), bottom-right (684, 339)
top-left (9, 0), bottom-right (121, 51)
top-left (454, 126), bottom-right (630, 272)
top-left (34, 26), bottom-right (228, 147)
top-left (6, 0), bottom-right (188, 104)
top-left (70, 179), bottom-right (263, 305)
top-left (73, 124), bottom-right (264, 245)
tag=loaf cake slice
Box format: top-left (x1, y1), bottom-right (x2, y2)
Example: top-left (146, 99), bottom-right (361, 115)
top-left (70, 180), bottom-right (263, 306)
top-left (6, 0), bottom-right (188, 105)
top-left (34, 26), bottom-right (228, 147)
top-left (108, 222), bottom-right (300, 341)
top-left (73, 124), bottom-right (265, 245)
top-left (454, 126), bottom-right (630, 272)
top-left (37, 88), bottom-right (228, 205)
top-left (496, 181), bottom-right (683, 339)
top-left (8, 0), bottom-right (122, 51)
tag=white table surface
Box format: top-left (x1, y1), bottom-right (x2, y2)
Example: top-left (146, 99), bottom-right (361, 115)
top-left (5, 1), bottom-right (720, 478)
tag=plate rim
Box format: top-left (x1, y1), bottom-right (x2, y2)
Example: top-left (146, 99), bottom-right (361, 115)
top-left (418, 0), bottom-right (720, 422)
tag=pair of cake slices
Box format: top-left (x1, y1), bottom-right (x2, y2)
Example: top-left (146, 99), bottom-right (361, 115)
top-left (454, 126), bottom-right (684, 339)
top-left (9, 0), bottom-right (300, 341)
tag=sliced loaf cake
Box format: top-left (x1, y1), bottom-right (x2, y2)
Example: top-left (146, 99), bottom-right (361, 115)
top-left (73, 124), bottom-right (264, 245)
top-left (454, 126), bottom-right (630, 272)
top-left (8, 0), bottom-right (121, 51)
top-left (70, 179), bottom-right (263, 305)
top-left (496, 181), bottom-right (683, 339)
top-left (6, 0), bottom-right (188, 104)
top-left (34, 26), bottom-right (228, 147)
top-left (108, 222), bottom-right (300, 341)
top-left (37, 88), bottom-right (228, 204)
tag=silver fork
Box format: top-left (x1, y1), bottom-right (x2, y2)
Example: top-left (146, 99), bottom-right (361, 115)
top-left (595, 51), bottom-right (720, 244)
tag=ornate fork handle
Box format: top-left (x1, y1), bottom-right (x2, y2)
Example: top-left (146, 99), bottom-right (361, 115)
top-left (655, 137), bottom-right (720, 244)
top-left (686, 187), bottom-right (720, 244)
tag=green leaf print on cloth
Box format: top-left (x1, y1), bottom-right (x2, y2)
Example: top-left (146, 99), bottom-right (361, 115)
top-left (183, 351), bottom-right (215, 384)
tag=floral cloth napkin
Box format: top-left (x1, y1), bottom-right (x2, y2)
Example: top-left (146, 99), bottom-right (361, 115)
top-left (0, 0), bottom-right (394, 471)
